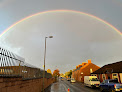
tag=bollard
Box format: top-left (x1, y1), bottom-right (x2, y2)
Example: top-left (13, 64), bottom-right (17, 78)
top-left (68, 88), bottom-right (70, 92)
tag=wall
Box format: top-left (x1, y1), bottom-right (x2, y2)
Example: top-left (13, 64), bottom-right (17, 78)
top-left (0, 77), bottom-right (54, 92)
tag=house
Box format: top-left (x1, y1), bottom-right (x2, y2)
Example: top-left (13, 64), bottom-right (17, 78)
top-left (91, 61), bottom-right (122, 83)
top-left (72, 59), bottom-right (100, 82)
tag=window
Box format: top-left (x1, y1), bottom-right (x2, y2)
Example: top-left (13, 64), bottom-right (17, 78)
top-left (91, 74), bottom-right (97, 76)
top-left (81, 72), bottom-right (83, 74)
top-left (90, 68), bottom-right (93, 73)
top-left (91, 78), bottom-right (99, 81)
top-left (112, 73), bottom-right (118, 80)
top-left (113, 74), bottom-right (117, 76)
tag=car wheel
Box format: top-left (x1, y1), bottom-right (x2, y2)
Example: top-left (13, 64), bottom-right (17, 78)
top-left (100, 87), bottom-right (104, 92)
top-left (109, 89), bottom-right (115, 92)
top-left (111, 89), bottom-right (115, 92)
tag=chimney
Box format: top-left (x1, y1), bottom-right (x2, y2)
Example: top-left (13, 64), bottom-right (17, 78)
top-left (78, 64), bottom-right (82, 68)
top-left (82, 62), bottom-right (87, 66)
top-left (88, 59), bottom-right (91, 63)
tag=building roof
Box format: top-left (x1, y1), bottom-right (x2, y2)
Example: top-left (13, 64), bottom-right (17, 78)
top-left (92, 61), bottom-right (122, 74)
top-left (73, 60), bottom-right (100, 72)
top-left (73, 66), bottom-right (82, 72)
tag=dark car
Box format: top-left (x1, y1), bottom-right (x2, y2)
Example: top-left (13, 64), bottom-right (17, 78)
top-left (100, 79), bottom-right (122, 92)
top-left (60, 77), bottom-right (64, 81)
top-left (67, 78), bottom-right (71, 81)
top-left (61, 78), bottom-right (64, 81)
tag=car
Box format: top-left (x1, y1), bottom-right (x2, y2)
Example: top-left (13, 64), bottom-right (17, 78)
top-left (100, 79), bottom-right (122, 92)
top-left (67, 78), bottom-right (71, 81)
top-left (70, 78), bottom-right (76, 83)
top-left (60, 77), bottom-right (64, 81)
top-left (84, 76), bottom-right (100, 88)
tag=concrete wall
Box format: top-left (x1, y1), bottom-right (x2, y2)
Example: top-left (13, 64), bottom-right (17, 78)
top-left (0, 77), bottom-right (54, 92)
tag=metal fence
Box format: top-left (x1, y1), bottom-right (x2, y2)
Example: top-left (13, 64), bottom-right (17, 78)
top-left (0, 46), bottom-right (52, 79)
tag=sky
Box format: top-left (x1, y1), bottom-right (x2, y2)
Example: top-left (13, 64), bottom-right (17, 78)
top-left (0, 0), bottom-right (122, 73)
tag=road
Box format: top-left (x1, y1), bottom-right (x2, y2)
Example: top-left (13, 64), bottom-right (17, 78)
top-left (45, 78), bottom-right (100, 92)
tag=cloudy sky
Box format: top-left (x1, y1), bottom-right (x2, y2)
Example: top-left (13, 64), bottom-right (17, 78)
top-left (0, 0), bottom-right (122, 73)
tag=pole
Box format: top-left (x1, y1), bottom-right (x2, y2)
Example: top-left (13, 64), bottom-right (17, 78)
top-left (43, 37), bottom-right (47, 92)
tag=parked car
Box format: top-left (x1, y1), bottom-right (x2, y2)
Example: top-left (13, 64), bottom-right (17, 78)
top-left (70, 78), bottom-right (76, 83)
top-left (60, 77), bottom-right (64, 81)
top-left (67, 78), bottom-right (71, 81)
top-left (84, 76), bottom-right (100, 88)
top-left (100, 79), bottom-right (122, 92)
top-left (61, 78), bottom-right (64, 81)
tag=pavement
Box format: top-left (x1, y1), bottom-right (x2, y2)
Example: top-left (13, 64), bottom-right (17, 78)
top-left (45, 78), bottom-right (100, 92)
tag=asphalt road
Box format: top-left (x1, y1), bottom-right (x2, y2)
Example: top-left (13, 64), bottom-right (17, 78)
top-left (45, 78), bottom-right (100, 92)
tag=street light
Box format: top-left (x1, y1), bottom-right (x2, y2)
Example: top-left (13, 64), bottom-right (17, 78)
top-left (43, 36), bottom-right (53, 92)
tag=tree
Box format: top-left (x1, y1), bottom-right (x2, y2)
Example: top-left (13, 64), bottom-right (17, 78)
top-left (65, 70), bottom-right (72, 78)
top-left (52, 69), bottom-right (60, 82)
top-left (53, 69), bottom-right (60, 77)
top-left (60, 73), bottom-right (64, 77)
top-left (47, 69), bottom-right (52, 74)
top-left (68, 70), bottom-right (72, 78)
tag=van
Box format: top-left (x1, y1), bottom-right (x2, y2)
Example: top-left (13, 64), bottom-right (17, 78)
top-left (70, 78), bottom-right (76, 83)
top-left (84, 76), bottom-right (100, 88)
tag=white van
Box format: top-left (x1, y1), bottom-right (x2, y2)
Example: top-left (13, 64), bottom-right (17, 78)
top-left (84, 76), bottom-right (100, 88)
top-left (70, 78), bottom-right (76, 83)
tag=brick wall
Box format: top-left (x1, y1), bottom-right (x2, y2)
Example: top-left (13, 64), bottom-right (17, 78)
top-left (0, 77), bottom-right (54, 92)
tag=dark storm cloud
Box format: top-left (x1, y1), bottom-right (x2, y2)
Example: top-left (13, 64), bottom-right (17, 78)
top-left (0, 12), bottom-right (121, 73)
top-left (0, 0), bottom-right (122, 73)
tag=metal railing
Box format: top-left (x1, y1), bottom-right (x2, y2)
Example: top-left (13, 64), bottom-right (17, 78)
top-left (0, 46), bottom-right (52, 79)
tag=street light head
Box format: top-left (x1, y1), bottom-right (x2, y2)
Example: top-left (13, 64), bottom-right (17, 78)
top-left (48, 36), bottom-right (53, 38)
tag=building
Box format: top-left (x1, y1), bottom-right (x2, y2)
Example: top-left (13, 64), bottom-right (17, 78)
top-left (72, 59), bottom-right (100, 82)
top-left (91, 61), bottom-right (122, 83)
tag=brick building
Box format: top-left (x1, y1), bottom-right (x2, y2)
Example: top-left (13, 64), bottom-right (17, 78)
top-left (91, 61), bottom-right (122, 83)
top-left (72, 59), bottom-right (100, 82)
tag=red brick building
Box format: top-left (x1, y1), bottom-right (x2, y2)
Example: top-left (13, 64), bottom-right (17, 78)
top-left (91, 61), bottom-right (122, 83)
top-left (72, 59), bottom-right (100, 82)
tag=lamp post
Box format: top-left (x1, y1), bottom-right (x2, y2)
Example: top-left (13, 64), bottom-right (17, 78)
top-left (43, 36), bottom-right (53, 92)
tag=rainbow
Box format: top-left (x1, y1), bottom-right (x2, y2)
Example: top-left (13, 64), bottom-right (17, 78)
top-left (1, 10), bottom-right (122, 37)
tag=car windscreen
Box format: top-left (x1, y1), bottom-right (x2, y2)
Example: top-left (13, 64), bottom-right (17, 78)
top-left (109, 80), bottom-right (119, 83)
top-left (91, 78), bottom-right (99, 81)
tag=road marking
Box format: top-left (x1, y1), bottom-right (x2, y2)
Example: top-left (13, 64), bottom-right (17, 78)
top-left (62, 82), bottom-right (69, 92)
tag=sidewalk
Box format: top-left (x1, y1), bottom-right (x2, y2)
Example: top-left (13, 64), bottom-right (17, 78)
top-left (45, 81), bottom-right (66, 92)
